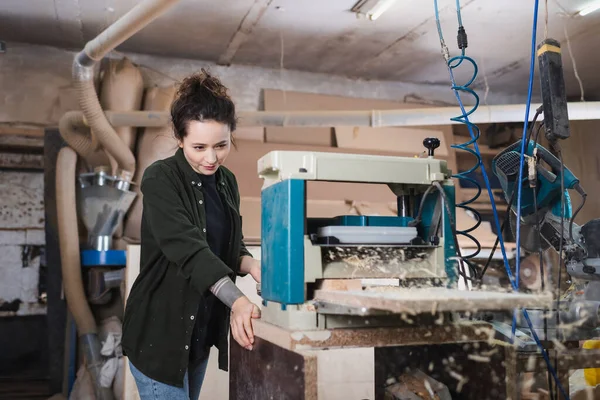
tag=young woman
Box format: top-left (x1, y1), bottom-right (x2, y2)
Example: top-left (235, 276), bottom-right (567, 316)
top-left (122, 70), bottom-right (262, 400)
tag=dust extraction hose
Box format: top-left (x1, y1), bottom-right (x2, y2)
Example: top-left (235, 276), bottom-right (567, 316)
top-left (73, 55), bottom-right (136, 181)
top-left (56, 147), bottom-right (113, 400)
top-left (58, 111), bottom-right (110, 168)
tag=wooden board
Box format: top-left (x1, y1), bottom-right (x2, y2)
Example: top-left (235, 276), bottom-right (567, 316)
top-left (230, 337), bottom-right (317, 400)
top-left (314, 288), bottom-right (552, 315)
top-left (231, 323), bottom-right (503, 400)
top-left (226, 139), bottom-right (403, 203)
top-left (335, 125), bottom-right (449, 157)
top-left (251, 319), bottom-right (494, 352)
top-left (122, 245), bottom-right (141, 400)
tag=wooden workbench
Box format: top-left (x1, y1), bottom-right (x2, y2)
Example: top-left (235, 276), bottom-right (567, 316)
top-left (229, 319), bottom-right (509, 400)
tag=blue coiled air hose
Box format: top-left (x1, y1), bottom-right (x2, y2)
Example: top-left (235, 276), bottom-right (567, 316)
top-left (433, 1), bottom-right (570, 398)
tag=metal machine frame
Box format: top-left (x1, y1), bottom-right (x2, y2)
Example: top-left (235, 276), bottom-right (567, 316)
top-left (257, 150), bottom-right (461, 329)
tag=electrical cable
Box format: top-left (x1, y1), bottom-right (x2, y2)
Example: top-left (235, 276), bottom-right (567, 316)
top-left (409, 185), bottom-right (438, 228)
top-left (569, 193), bottom-right (586, 242)
top-left (434, 1), bottom-right (570, 397)
top-left (533, 182), bottom-right (555, 400)
top-left (529, 151), bottom-right (554, 399)
top-left (509, 0), bottom-right (539, 363)
top-left (433, 0), bottom-right (515, 287)
top-left (432, 181), bottom-right (478, 284)
top-left (412, 182), bottom-right (478, 283)
top-left (553, 144), bottom-right (566, 400)
top-left (477, 189), bottom-right (514, 282)
top-left (477, 110), bottom-right (542, 283)
top-left (514, 0), bottom-right (541, 290)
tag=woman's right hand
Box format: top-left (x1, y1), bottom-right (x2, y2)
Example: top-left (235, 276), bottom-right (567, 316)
top-left (230, 296), bottom-right (261, 350)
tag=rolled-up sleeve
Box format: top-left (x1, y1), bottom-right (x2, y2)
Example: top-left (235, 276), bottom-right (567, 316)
top-left (141, 166), bottom-right (233, 294)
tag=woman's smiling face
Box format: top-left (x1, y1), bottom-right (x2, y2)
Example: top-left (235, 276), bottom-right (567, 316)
top-left (179, 120), bottom-right (231, 175)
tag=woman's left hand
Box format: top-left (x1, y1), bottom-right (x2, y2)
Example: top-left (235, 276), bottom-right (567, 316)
top-left (249, 259), bottom-right (261, 283)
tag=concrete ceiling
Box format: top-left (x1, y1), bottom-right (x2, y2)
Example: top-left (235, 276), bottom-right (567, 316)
top-left (1, 0), bottom-right (600, 100)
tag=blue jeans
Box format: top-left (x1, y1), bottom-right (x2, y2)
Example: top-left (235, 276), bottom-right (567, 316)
top-left (129, 357), bottom-right (210, 400)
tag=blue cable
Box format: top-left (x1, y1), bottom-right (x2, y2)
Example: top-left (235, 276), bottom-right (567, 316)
top-left (433, 1), bottom-right (570, 398)
top-left (434, 0), bottom-right (515, 286)
top-left (446, 58), bottom-right (515, 287)
top-left (511, 3), bottom-right (570, 399)
top-left (455, 0), bottom-right (463, 26)
top-left (511, 0), bottom-right (541, 349)
top-left (514, 0), bottom-right (540, 290)
top-left (522, 309), bottom-right (570, 399)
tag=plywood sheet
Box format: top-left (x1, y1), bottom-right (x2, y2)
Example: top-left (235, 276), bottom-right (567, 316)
top-left (226, 139), bottom-right (404, 203)
top-left (251, 319), bottom-right (494, 352)
top-left (122, 245), bottom-right (141, 400)
top-left (314, 287), bottom-right (552, 315)
top-left (263, 90), bottom-right (454, 151)
top-left (556, 120), bottom-right (600, 225)
top-left (234, 126), bottom-right (264, 142)
top-left (263, 90), bottom-right (333, 146)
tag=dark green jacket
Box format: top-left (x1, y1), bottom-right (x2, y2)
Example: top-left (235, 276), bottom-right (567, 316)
top-left (122, 148), bottom-right (252, 387)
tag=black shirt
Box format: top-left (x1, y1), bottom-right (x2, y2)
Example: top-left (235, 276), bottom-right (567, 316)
top-left (189, 172), bottom-right (231, 363)
top-left (122, 148), bottom-right (252, 387)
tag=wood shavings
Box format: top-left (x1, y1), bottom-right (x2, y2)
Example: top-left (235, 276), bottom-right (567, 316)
top-left (449, 370), bottom-right (468, 393)
top-left (321, 245), bottom-right (437, 280)
top-left (551, 339), bottom-right (568, 352)
top-left (481, 347), bottom-right (500, 357)
top-left (431, 301), bottom-right (438, 315)
top-left (467, 354), bottom-right (491, 363)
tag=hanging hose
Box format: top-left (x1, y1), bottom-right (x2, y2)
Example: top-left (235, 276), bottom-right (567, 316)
top-left (56, 147), bottom-right (114, 400)
top-left (433, 0), bottom-right (505, 286)
top-left (58, 111), bottom-right (111, 168)
top-left (433, 1), bottom-right (570, 398)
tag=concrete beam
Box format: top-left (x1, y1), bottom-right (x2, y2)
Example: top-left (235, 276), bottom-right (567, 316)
top-left (218, 0), bottom-right (273, 66)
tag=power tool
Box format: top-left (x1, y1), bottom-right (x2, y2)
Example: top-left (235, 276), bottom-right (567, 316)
top-left (489, 38), bottom-right (600, 339)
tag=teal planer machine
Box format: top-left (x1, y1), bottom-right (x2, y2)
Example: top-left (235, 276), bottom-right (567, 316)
top-left (257, 139), bottom-right (552, 330)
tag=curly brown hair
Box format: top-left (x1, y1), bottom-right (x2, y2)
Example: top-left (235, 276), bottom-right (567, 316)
top-left (170, 68), bottom-right (237, 142)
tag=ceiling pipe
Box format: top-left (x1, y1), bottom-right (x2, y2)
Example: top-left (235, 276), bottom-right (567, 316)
top-left (59, 101), bottom-right (600, 131)
top-left (71, 0), bottom-right (181, 183)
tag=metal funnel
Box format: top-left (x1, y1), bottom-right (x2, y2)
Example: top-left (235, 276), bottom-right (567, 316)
top-left (77, 168), bottom-right (136, 251)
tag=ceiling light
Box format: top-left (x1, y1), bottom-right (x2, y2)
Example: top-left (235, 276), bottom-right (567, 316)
top-left (352, 0), bottom-right (399, 21)
top-left (579, 1), bottom-right (600, 16)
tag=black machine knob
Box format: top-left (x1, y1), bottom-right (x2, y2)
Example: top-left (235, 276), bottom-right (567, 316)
top-left (423, 137), bottom-right (441, 157)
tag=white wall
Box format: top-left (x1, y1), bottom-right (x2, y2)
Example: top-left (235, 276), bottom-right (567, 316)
top-left (0, 171), bottom-right (46, 316)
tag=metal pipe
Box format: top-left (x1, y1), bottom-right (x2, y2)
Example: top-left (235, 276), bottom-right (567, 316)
top-left (87, 101), bottom-right (600, 129)
top-left (82, 0), bottom-right (181, 62)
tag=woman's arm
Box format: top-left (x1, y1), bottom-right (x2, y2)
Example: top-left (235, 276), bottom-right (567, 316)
top-left (239, 255), bottom-right (261, 283)
top-left (210, 274), bottom-right (261, 351)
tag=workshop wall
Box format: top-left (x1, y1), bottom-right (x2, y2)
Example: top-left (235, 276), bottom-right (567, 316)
top-left (0, 171), bottom-right (46, 317)
top-left (546, 120), bottom-right (600, 225)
